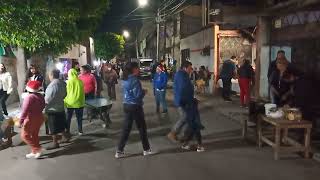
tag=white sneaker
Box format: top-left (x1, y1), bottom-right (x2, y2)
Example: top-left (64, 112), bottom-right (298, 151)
top-left (115, 151), bottom-right (126, 159)
top-left (78, 132), bottom-right (83, 136)
top-left (197, 146), bottom-right (205, 152)
top-left (26, 152), bottom-right (42, 159)
top-left (181, 144), bottom-right (191, 150)
top-left (34, 152), bottom-right (42, 159)
top-left (26, 153), bottom-right (36, 159)
top-left (143, 149), bottom-right (157, 156)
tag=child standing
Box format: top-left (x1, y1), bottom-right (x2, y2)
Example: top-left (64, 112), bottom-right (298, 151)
top-left (20, 81), bottom-right (45, 159)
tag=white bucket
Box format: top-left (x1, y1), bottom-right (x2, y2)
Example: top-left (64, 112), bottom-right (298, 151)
top-left (264, 104), bottom-right (277, 115)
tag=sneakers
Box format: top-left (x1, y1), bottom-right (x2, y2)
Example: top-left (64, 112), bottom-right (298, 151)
top-left (78, 132), bottom-right (83, 136)
top-left (181, 144), bottom-right (191, 150)
top-left (143, 149), bottom-right (157, 156)
top-left (167, 131), bottom-right (178, 142)
top-left (197, 146), bottom-right (205, 152)
top-left (115, 151), bottom-right (126, 159)
top-left (26, 152), bottom-right (42, 159)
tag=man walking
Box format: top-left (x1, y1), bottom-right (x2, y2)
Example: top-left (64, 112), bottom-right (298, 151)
top-left (167, 61), bottom-right (194, 142)
top-left (220, 56), bottom-right (237, 102)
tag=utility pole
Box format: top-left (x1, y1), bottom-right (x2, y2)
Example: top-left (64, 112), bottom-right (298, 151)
top-left (156, 8), bottom-right (160, 62)
top-left (135, 26), bottom-right (139, 59)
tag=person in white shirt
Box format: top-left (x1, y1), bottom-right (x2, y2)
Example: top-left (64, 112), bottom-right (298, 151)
top-left (0, 63), bottom-right (13, 116)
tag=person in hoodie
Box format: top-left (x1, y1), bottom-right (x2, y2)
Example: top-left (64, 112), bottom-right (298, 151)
top-left (153, 65), bottom-right (168, 113)
top-left (115, 62), bottom-right (156, 158)
top-left (64, 69), bottom-right (85, 136)
top-left (219, 56), bottom-right (237, 102)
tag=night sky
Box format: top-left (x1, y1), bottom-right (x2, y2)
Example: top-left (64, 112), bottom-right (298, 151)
top-left (97, 0), bottom-right (161, 34)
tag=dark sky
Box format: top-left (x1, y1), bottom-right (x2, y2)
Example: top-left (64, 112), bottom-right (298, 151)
top-left (97, 0), bottom-right (160, 34)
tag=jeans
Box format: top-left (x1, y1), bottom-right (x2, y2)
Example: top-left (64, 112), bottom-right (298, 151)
top-left (0, 90), bottom-right (9, 115)
top-left (155, 90), bottom-right (167, 111)
top-left (222, 78), bottom-right (232, 99)
top-left (66, 108), bottom-right (84, 133)
top-left (172, 107), bottom-right (187, 133)
top-left (107, 84), bottom-right (116, 100)
top-left (117, 104), bottom-right (150, 152)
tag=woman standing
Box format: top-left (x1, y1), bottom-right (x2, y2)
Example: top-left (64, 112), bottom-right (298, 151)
top-left (238, 59), bottom-right (254, 107)
top-left (45, 69), bottom-right (69, 150)
top-left (102, 63), bottom-right (118, 100)
top-left (0, 63), bottom-right (13, 116)
top-left (20, 81), bottom-right (45, 159)
top-left (64, 69), bottom-right (85, 135)
top-left (115, 62), bottom-right (155, 158)
top-left (25, 65), bottom-right (44, 85)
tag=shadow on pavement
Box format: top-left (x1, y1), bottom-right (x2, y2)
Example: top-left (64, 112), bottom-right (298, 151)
top-left (41, 137), bottom-right (102, 159)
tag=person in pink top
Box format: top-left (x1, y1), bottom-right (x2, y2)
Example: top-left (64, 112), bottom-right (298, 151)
top-left (79, 65), bottom-right (97, 100)
top-left (20, 81), bottom-right (45, 159)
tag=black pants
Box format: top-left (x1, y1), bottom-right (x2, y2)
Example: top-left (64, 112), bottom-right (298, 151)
top-left (117, 104), bottom-right (150, 152)
top-left (0, 90), bottom-right (9, 115)
top-left (107, 84), bottom-right (116, 100)
top-left (222, 78), bottom-right (232, 99)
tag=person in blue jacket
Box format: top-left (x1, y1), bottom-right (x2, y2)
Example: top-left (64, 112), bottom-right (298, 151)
top-left (115, 62), bottom-right (156, 158)
top-left (167, 61), bottom-right (205, 152)
top-left (153, 65), bottom-right (168, 113)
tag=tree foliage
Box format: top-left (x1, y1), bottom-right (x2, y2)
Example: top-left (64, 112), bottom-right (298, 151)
top-left (94, 32), bottom-right (125, 61)
top-left (0, 0), bottom-right (110, 56)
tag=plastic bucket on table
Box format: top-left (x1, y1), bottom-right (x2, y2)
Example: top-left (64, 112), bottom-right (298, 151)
top-left (264, 103), bottom-right (277, 116)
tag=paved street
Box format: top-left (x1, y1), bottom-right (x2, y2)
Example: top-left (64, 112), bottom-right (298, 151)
top-left (0, 81), bottom-right (320, 180)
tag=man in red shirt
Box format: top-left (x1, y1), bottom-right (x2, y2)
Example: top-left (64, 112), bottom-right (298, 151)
top-left (79, 65), bottom-right (97, 100)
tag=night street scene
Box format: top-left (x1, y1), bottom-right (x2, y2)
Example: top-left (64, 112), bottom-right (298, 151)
top-left (1, 0), bottom-right (320, 179)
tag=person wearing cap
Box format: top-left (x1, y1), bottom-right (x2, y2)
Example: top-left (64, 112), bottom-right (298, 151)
top-left (153, 65), bottom-right (168, 113)
top-left (20, 81), bottom-right (45, 159)
top-left (64, 69), bottom-right (85, 135)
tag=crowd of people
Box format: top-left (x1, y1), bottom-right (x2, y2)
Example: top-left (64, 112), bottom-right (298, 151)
top-left (190, 66), bottom-right (211, 94)
top-left (0, 49), bottom-right (304, 159)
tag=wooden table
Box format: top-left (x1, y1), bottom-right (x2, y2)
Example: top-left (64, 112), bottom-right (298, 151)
top-left (258, 115), bottom-right (312, 160)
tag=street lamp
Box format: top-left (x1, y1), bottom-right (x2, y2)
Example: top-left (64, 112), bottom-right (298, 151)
top-left (138, 0), bottom-right (148, 7)
top-left (123, 30), bottom-right (130, 38)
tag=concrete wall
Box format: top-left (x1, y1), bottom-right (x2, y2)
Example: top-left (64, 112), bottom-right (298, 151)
top-left (180, 27), bottom-right (215, 93)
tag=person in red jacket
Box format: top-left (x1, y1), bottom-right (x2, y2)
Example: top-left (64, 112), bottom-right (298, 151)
top-left (20, 81), bottom-right (45, 159)
top-left (79, 65), bottom-right (97, 100)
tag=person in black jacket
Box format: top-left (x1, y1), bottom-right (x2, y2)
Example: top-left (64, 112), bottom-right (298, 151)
top-left (269, 58), bottom-right (295, 107)
top-left (238, 59), bottom-right (254, 107)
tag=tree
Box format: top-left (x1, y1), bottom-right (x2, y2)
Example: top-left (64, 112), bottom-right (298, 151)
top-left (0, 0), bottom-right (110, 56)
top-left (94, 32), bottom-right (125, 61)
